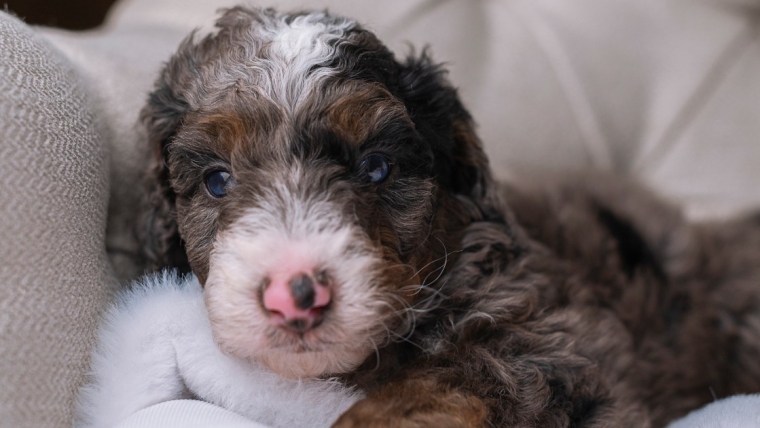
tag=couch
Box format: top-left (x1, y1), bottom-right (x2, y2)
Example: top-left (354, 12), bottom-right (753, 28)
top-left (1, 0), bottom-right (759, 426)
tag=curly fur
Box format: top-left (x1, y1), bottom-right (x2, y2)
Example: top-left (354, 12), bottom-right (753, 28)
top-left (335, 175), bottom-right (760, 427)
top-left (139, 6), bottom-right (760, 427)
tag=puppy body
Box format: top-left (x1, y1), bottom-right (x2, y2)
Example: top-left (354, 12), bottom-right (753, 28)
top-left (141, 7), bottom-right (760, 427)
top-left (338, 176), bottom-right (760, 427)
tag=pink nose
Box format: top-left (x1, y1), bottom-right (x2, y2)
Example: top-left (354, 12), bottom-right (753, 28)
top-left (262, 271), bottom-right (331, 333)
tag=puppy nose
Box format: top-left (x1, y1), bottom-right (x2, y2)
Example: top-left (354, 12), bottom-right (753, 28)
top-left (262, 271), bottom-right (331, 332)
top-left (290, 274), bottom-right (317, 310)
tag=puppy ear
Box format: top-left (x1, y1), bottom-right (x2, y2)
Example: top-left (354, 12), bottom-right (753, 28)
top-left (138, 36), bottom-right (200, 274)
top-left (395, 50), bottom-right (493, 203)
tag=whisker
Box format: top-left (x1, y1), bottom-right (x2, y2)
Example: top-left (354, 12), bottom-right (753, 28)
top-left (402, 252), bottom-right (462, 298)
top-left (379, 294), bottom-right (416, 331)
top-left (368, 336), bottom-right (381, 371)
top-left (375, 262), bottom-right (416, 275)
top-left (375, 293), bottom-right (431, 348)
top-left (408, 247), bottom-right (461, 285)
top-left (382, 322), bottom-right (426, 352)
top-left (426, 237), bottom-right (457, 286)
top-left (367, 237), bottom-right (464, 351)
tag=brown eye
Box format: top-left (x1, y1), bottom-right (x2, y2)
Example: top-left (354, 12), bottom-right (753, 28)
top-left (205, 170), bottom-right (235, 197)
top-left (360, 154), bottom-right (392, 184)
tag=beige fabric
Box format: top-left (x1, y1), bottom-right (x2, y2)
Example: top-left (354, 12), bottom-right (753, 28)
top-left (40, 26), bottom-right (189, 282)
top-left (0, 13), bottom-right (114, 428)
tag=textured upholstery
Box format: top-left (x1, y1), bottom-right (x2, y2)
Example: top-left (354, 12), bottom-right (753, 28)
top-left (1, 0), bottom-right (759, 426)
top-left (0, 13), bottom-right (113, 427)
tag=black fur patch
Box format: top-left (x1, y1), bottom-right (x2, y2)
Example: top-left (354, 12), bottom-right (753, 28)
top-left (596, 206), bottom-right (667, 282)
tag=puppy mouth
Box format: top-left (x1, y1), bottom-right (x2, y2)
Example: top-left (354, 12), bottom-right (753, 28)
top-left (262, 300), bottom-right (332, 332)
top-left (265, 312), bottom-right (334, 346)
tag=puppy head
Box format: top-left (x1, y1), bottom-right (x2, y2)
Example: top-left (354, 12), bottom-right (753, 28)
top-left (140, 6), bottom-right (493, 378)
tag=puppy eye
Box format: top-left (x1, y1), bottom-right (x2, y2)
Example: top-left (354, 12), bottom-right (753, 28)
top-left (360, 154), bottom-right (392, 184)
top-left (205, 170), bottom-right (235, 198)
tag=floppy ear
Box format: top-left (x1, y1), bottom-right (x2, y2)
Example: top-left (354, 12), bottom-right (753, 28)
top-left (395, 50), bottom-right (493, 204)
top-left (138, 36), bottom-right (202, 274)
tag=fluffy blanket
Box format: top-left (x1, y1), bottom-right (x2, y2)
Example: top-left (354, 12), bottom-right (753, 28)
top-left (75, 271), bottom-right (361, 428)
top-left (75, 271), bottom-right (759, 428)
top-left (665, 394), bottom-right (760, 428)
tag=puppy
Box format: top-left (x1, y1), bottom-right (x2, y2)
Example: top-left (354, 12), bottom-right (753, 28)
top-left (140, 6), bottom-right (760, 427)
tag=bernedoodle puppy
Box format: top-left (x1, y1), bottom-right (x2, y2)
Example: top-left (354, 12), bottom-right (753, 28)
top-left (140, 6), bottom-right (760, 427)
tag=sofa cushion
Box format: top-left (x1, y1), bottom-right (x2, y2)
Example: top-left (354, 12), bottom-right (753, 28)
top-left (0, 12), bottom-right (113, 427)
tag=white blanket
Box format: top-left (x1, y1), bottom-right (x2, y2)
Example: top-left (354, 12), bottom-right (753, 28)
top-left (665, 394), bottom-right (760, 428)
top-left (75, 271), bottom-right (362, 428)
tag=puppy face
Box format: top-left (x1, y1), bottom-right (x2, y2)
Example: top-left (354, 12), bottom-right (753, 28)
top-left (141, 7), bottom-right (491, 378)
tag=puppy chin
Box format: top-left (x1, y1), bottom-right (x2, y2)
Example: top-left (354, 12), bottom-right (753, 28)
top-left (255, 346), bottom-right (370, 379)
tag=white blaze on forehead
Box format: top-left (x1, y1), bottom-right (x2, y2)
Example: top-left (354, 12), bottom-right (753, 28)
top-left (269, 14), bottom-right (346, 64)
top-left (266, 13), bottom-right (352, 110)
top-left (231, 11), bottom-right (355, 112)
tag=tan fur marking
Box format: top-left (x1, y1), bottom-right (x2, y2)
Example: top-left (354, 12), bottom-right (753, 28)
top-left (193, 112), bottom-right (251, 153)
top-left (334, 377), bottom-right (488, 427)
top-left (326, 84), bottom-right (409, 144)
